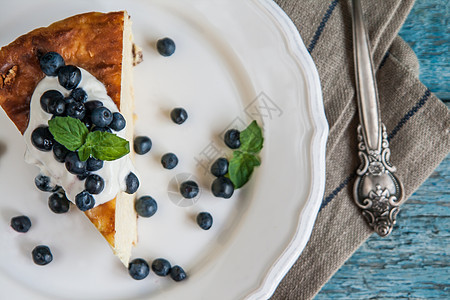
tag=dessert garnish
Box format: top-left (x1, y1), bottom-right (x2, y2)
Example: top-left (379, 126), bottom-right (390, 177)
top-left (224, 129), bottom-right (241, 149)
top-left (125, 172), bottom-right (140, 194)
top-left (48, 191), bottom-right (70, 214)
top-left (210, 121), bottom-right (263, 197)
top-left (10, 216), bottom-right (32, 233)
top-left (170, 107), bottom-right (188, 124)
top-left (180, 180), bottom-right (200, 199)
top-left (197, 212), bottom-right (213, 230)
top-left (210, 158), bottom-right (229, 177)
top-left (48, 116), bottom-right (130, 161)
top-left (134, 136), bottom-right (152, 155)
top-left (227, 121), bottom-right (264, 189)
top-left (34, 174), bottom-right (58, 192)
top-left (135, 196), bottom-right (158, 218)
top-left (157, 37), bottom-right (176, 57)
top-left (161, 152), bottom-right (179, 169)
top-left (26, 51), bottom-right (139, 212)
top-left (32, 245), bottom-right (53, 266)
top-left (128, 258), bottom-right (150, 280)
top-left (152, 258), bottom-right (172, 277)
top-left (211, 177), bottom-right (235, 199)
top-left (170, 266), bottom-right (187, 282)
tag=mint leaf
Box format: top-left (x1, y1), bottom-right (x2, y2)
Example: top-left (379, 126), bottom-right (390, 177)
top-left (48, 117), bottom-right (89, 151)
top-left (77, 143), bottom-right (93, 161)
top-left (228, 150), bottom-right (261, 189)
top-left (240, 120), bottom-right (263, 154)
top-left (84, 131), bottom-right (130, 161)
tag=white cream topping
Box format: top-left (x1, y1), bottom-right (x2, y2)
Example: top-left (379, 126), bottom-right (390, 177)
top-left (24, 68), bottom-right (136, 207)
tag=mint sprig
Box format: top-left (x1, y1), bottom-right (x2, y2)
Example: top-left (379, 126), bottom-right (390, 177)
top-left (228, 121), bottom-right (264, 189)
top-left (48, 117), bottom-right (89, 151)
top-left (78, 131), bottom-right (130, 161)
top-left (48, 116), bottom-right (130, 161)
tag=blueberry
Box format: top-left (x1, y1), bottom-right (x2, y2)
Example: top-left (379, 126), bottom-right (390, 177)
top-left (196, 212), bottom-right (213, 230)
top-left (53, 142), bottom-right (70, 163)
top-left (170, 108), bottom-right (188, 125)
top-left (161, 153), bottom-right (178, 169)
top-left (134, 136), bottom-right (152, 155)
top-left (75, 191), bottom-right (95, 211)
top-left (84, 100), bottom-right (103, 114)
top-left (211, 177), bottom-right (234, 199)
top-left (211, 158), bottom-right (228, 177)
top-left (39, 52), bottom-right (65, 76)
top-left (179, 181), bottom-right (199, 199)
top-left (31, 126), bottom-right (54, 151)
top-left (85, 174), bottom-right (105, 195)
top-left (32, 245), bottom-right (53, 266)
top-left (70, 88), bottom-right (88, 103)
top-left (48, 192), bottom-right (70, 214)
top-left (91, 126), bottom-right (112, 133)
top-left (10, 216), bottom-right (32, 233)
top-left (49, 98), bottom-right (66, 116)
top-left (128, 258), bottom-right (150, 280)
top-left (170, 265), bottom-right (187, 282)
top-left (156, 38), bottom-right (176, 57)
top-left (35, 174), bottom-right (58, 192)
top-left (81, 115), bottom-right (93, 130)
top-left (125, 172), bottom-right (139, 194)
top-left (91, 107), bottom-right (113, 128)
top-left (135, 196), bottom-right (158, 218)
top-left (151, 258), bottom-right (171, 276)
top-left (110, 112), bottom-right (126, 131)
top-left (58, 65), bottom-right (82, 90)
top-left (87, 157), bottom-right (103, 171)
top-left (66, 102), bottom-right (86, 120)
top-left (65, 152), bottom-right (87, 175)
top-left (224, 129), bottom-right (241, 149)
top-left (64, 97), bottom-right (76, 105)
top-left (77, 171), bottom-right (90, 181)
top-left (40, 90), bottom-right (64, 114)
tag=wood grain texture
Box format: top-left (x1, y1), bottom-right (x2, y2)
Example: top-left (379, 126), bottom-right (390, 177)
top-left (317, 0), bottom-right (450, 297)
top-left (399, 0), bottom-right (449, 101)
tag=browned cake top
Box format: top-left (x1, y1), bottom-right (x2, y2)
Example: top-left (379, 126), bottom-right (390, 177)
top-left (85, 198), bottom-right (116, 247)
top-left (0, 11), bottom-right (124, 134)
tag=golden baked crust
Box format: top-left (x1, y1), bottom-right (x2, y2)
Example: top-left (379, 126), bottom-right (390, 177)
top-left (85, 198), bottom-right (116, 247)
top-left (0, 12), bottom-right (128, 250)
top-left (0, 11), bottom-right (124, 134)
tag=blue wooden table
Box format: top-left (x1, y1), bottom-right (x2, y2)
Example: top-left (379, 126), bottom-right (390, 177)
top-left (316, 0), bottom-right (449, 298)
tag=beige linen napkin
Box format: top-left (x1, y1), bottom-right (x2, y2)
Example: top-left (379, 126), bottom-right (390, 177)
top-left (270, 0), bottom-right (450, 299)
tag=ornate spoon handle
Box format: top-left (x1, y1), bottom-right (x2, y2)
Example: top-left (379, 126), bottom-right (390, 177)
top-left (351, 0), bottom-right (404, 236)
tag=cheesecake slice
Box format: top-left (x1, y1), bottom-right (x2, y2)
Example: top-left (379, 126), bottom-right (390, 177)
top-left (0, 11), bottom-right (141, 266)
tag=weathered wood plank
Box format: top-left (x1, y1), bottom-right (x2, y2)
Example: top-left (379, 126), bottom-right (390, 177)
top-left (399, 0), bottom-right (449, 101)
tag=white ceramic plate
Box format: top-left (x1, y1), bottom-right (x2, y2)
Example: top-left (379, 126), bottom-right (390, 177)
top-left (0, 0), bottom-right (327, 299)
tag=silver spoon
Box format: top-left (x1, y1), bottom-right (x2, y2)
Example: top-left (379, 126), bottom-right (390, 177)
top-left (351, 0), bottom-right (404, 237)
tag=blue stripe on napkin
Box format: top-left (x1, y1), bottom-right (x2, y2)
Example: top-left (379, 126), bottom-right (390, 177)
top-left (379, 52), bottom-right (391, 69)
top-left (307, 0), bottom-right (340, 53)
top-left (388, 89), bottom-right (431, 141)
